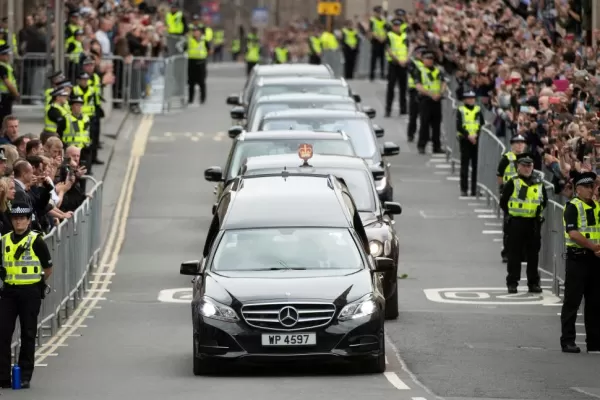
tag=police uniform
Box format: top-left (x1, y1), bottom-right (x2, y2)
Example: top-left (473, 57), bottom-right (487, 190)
top-left (273, 42), bottom-right (290, 64)
top-left (561, 171), bottom-right (600, 354)
top-left (497, 134), bottom-right (527, 262)
top-left (231, 37), bottom-right (241, 61)
top-left (166, 6), bottom-right (186, 36)
top-left (407, 46), bottom-right (426, 141)
top-left (245, 30), bottom-right (261, 76)
top-left (384, 18), bottom-right (409, 117)
top-left (499, 153), bottom-right (547, 294)
top-left (44, 88), bottom-right (70, 137)
top-left (0, 204), bottom-right (53, 389)
top-left (308, 28), bottom-right (323, 65)
top-left (81, 57), bottom-right (104, 165)
top-left (456, 90), bottom-right (484, 196)
top-left (66, 95), bottom-right (92, 168)
top-left (65, 29), bottom-right (84, 80)
top-left (64, 9), bottom-right (81, 40)
top-left (212, 28), bottom-right (225, 62)
top-left (341, 22), bottom-right (360, 79)
top-left (0, 44), bottom-right (18, 125)
top-left (413, 50), bottom-right (445, 154)
top-left (44, 71), bottom-right (65, 109)
top-left (369, 6), bottom-right (387, 81)
top-left (389, 8), bottom-right (409, 34)
top-left (184, 27), bottom-right (209, 104)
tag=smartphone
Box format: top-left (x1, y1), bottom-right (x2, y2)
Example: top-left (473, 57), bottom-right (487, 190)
top-left (520, 105), bottom-right (531, 113)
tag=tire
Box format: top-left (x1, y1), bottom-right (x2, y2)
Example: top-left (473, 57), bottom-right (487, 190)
top-left (193, 337), bottom-right (213, 376)
top-left (361, 332), bottom-right (386, 373)
top-left (385, 283), bottom-right (399, 320)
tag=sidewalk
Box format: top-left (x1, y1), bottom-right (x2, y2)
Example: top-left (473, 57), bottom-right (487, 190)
top-left (13, 109), bottom-right (130, 181)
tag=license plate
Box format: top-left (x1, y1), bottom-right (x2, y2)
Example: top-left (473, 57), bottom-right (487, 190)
top-left (261, 333), bottom-right (316, 346)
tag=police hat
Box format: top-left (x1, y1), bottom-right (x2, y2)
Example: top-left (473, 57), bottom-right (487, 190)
top-left (82, 57), bottom-right (95, 65)
top-left (394, 8), bottom-right (406, 16)
top-left (78, 72), bottom-right (90, 80)
top-left (70, 96), bottom-right (84, 104)
top-left (0, 44), bottom-right (11, 55)
top-left (373, 6), bottom-right (382, 12)
top-left (463, 90), bottom-right (476, 98)
top-left (51, 88), bottom-right (69, 98)
top-left (48, 71), bottom-right (64, 80)
top-left (391, 18), bottom-right (403, 26)
top-left (74, 29), bottom-right (84, 36)
top-left (422, 50), bottom-right (435, 60)
top-left (9, 203), bottom-right (33, 217)
top-left (69, 10), bottom-right (81, 17)
top-left (56, 80), bottom-right (73, 89)
top-left (414, 46), bottom-right (428, 54)
top-left (510, 134), bottom-right (526, 143)
top-left (574, 171), bottom-right (597, 187)
top-left (516, 152), bottom-right (534, 164)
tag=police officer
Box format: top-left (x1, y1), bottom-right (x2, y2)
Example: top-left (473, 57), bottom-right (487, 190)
top-left (65, 29), bottom-right (84, 80)
top-left (273, 38), bottom-right (289, 64)
top-left (184, 26), bottom-right (209, 104)
top-left (390, 8), bottom-right (409, 34)
top-left (44, 88), bottom-right (70, 137)
top-left (369, 6), bottom-right (387, 81)
top-left (187, 14), bottom-right (202, 31)
top-left (81, 57), bottom-right (104, 164)
top-left (64, 95), bottom-right (91, 169)
top-left (497, 134), bottom-right (527, 262)
top-left (457, 90), bottom-right (484, 197)
top-left (499, 153), bottom-right (547, 294)
top-left (45, 79), bottom-right (72, 114)
top-left (0, 44), bottom-right (19, 125)
top-left (65, 9), bottom-right (81, 40)
top-left (407, 46), bottom-right (426, 141)
top-left (561, 171), bottom-right (600, 354)
top-left (166, 4), bottom-right (186, 36)
top-left (0, 203), bottom-right (53, 389)
top-left (245, 28), bottom-right (261, 76)
top-left (414, 50), bottom-right (445, 154)
top-left (320, 26), bottom-right (339, 52)
top-left (44, 71), bottom-right (65, 109)
top-left (213, 26), bottom-right (225, 62)
top-left (231, 36), bottom-right (241, 61)
top-left (384, 18), bottom-right (409, 117)
top-left (72, 74), bottom-right (96, 161)
top-left (308, 25), bottom-right (323, 65)
top-left (341, 20), bottom-right (360, 80)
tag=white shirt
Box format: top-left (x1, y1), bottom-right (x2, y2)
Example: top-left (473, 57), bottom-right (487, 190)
top-left (95, 29), bottom-right (112, 56)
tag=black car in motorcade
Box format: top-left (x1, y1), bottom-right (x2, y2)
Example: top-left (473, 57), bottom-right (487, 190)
top-left (239, 152), bottom-right (403, 319)
top-left (255, 108), bottom-right (399, 202)
top-left (239, 93), bottom-right (379, 132)
top-left (226, 63), bottom-right (334, 107)
top-left (180, 171), bottom-right (393, 374)
top-left (204, 130), bottom-right (357, 202)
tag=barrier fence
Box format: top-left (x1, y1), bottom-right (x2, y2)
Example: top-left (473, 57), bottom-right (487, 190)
top-left (10, 176), bottom-right (103, 363)
top-left (443, 79), bottom-right (567, 297)
top-left (14, 54), bottom-right (188, 114)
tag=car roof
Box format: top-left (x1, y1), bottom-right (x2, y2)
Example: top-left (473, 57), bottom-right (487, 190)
top-left (256, 93), bottom-right (355, 104)
top-left (237, 130), bottom-right (350, 141)
top-left (254, 64), bottom-right (332, 77)
top-left (243, 154), bottom-right (368, 171)
top-left (257, 77), bottom-right (347, 86)
top-left (223, 175), bottom-right (351, 229)
top-left (263, 108), bottom-right (367, 119)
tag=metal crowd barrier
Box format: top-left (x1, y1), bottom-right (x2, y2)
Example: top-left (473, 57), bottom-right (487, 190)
top-left (10, 176), bottom-right (103, 362)
top-left (13, 53), bottom-right (188, 114)
top-left (443, 78), bottom-right (567, 297)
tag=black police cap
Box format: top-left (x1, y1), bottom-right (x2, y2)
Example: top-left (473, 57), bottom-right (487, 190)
top-left (70, 96), bottom-right (84, 104)
top-left (9, 203), bottom-right (33, 217)
top-left (373, 6), bottom-right (382, 12)
top-left (516, 153), bottom-right (534, 164)
top-left (422, 50), bottom-right (435, 59)
top-left (395, 8), bottom-right (406, 16)
top-left (391, 18), bottom-right (403, 26)
top-left (574, 171), bottom-right (597, 186)
top-left (48, 71), bottom-right (64, 80)
top-left (0, 44), bottom-right (11, 55)
top-left (510, 134), bottom-right (526, 143)
top-left (463, 90), bottom-right (476, 98)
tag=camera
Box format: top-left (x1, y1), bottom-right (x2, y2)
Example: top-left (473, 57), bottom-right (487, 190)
top-left (59, 157), bottom-right (72, 182)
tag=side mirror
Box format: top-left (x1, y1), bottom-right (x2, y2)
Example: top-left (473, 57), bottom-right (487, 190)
top-left (363, 106), bottom-right (376, 119)
top-left (226, 94), bottom-right (241, 105)
top-left (230, 106), bottom-right (245, 120)
top-left (369, 166), bottom-right (385, 180)
top-left (204, 166), bottom-right (223, 182)
top-left (373, 257), bottom-right (395, 273)
top-left (373, 124), bottom-right (385, 138)
top-left (180, 260), bottom-right (201, 276)
top-left (228, 126), bottom-right (243, 139)
top-left (383, 201), bottom-right (402, 215)
top-left (382, 142), bottom-right (400, 156)
top-left (352, 94), bottom-right (362, 103)
top-left (212, 203), bottom-right (217, 215)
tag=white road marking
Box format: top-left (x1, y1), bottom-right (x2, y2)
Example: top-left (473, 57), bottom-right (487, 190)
top-left (419, 210), bottom-right (427, 219)
top-left (557, 313), bottom-right (582, 316)
top-left (183, 132), bottom-right (192, 137)
top-left (35, 115), bottom-right (154, 365)
top-left (543, 303), bottom-right (563, 306)
top-left (541, 278), bottom-right (553, 282)
top-left (424, 287), bottom-right (562, 305)
top-left (93, 272), bottom-right (115, 276)
top-left (482, 230), bottom-right (502, 234)
top-left (87, 289), bottom-right (110, 293)
top-left (474, 209), bottom-right (494, 213)
top-left (446, 176), bottom-right (459, 181)
top-left (477, 214), bottom-right (497, 219)
top-left (571, 387), bottom-right (600, 399)
top-left (164, 131), bottom-right (172, 136)
top-left (459, 196), bottom-right (477, 200)
top-left (35, 364), bottom-right (48, 367)
top-left (468, 202), bottom-right (484, 206)
top-left (213, 131), bottom-right (225, 141)
top-left (430, 153), bottom-right (446, 158)
top-left (484, 222), bottom-right (502, 226)
top-left (493, 238), bottom-right (503, 242)
top-left (433, 171), bottom-right (449, 175)
top-left (412, 398), bottom-right (428, 400)
top-left (385, 337), bottom-right (439, 398)
top-left (401, 179), bottom-right (441, 183)
top-left (428, 158), bottom-right (446, 163)
top-left (384, 372), bottom-right (410, 390)
top-left (434, 164), bottom-right (452, 169)
top-left (190, 136), bottom-right (199, 142)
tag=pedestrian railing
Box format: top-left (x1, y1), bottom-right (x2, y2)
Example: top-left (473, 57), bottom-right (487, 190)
top-left (10, 176), bottom-right (103, 362)
top-left (443, 78), bottom-right (566, 297)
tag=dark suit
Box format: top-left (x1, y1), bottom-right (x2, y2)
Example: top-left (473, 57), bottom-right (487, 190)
top-left (14, 180), bottom-right (51, 232)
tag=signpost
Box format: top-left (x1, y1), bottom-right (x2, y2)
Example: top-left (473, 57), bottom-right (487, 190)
top-left (317, 1), bottom-right (342, 32)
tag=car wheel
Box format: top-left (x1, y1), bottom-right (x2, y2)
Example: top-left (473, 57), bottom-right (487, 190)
top-left (385, 283), bottom-right (399, 320)
top-left (193, 337), bottom-right (213, 376)
top-left (361, 331), bottom-right (386, 374)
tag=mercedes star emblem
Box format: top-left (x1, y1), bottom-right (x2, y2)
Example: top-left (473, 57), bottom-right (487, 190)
top-left (278, 306), bottom-right (299, 327)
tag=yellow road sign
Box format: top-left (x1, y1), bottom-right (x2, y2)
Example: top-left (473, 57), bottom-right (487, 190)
top-left (317, 1), bottom-right (342, 16)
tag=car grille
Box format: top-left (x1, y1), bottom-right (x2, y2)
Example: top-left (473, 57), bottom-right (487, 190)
top-left (241, 302), bottom-right (336, 332)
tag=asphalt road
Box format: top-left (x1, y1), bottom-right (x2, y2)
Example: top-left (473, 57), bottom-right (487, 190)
top-left (3, 63), bottom-right (598, 400)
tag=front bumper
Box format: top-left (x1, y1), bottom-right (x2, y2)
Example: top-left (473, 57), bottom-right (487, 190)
top-left (193, 312), bottom-right (383, 364)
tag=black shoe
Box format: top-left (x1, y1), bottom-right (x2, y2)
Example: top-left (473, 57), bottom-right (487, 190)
top-left (507, 285), bottom-right (517, 294)
top-left (384, 111), bottom-right (391, 118)
top-left (20, 381), bottom-right (30, 389)
top-left (0, 381), bottom-right (11, 389)
top-left (528, 284), bottom-right (542, 293)
top-left (417, 147), bottom-right (426, 154)
top-left (400, 110), bottom-right (407, 115)
top-left (407, 136), bottom-right (414, 143)
top-left (562, 343), bottom-right (581, 353)
top-left (471, 191), bottom-right (477, 197)
top-left (461, 191), bottom-right (468, 196)
top-left (433, 148), bottom-right (445, 154)
top-left (92, 159), bottom-right (105, 165)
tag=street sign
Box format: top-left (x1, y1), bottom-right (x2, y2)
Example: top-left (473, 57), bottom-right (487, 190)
top-left (252, 7), bottom-right (269, 27)
top-left (317, 1), bottom-right (342, 16)
top-left (423, 287), bottom-right (561, 306)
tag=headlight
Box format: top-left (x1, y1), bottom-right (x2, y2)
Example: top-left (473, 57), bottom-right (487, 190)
top-left (338, 294), bottom-right (377, 321)
top-left (198, 297), bottom-right (239, 322)
top-left (369, 240), bottom-right (383, 256)
top-left (375, 176), bottom-right (387, 191)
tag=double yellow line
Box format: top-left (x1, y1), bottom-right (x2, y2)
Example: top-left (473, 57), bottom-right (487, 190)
top-left (35, 115), bottom-right (154, 364)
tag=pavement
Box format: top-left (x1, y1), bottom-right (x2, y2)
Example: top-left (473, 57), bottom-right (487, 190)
top-left (2, 62), bottom-right (599, 400)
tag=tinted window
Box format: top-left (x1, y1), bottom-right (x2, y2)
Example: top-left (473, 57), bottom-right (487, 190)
top-left (228, 139), bottom-right (355, 180)
top-left (212, 228), bottom-right (363, 271)
top-left (260, 118), bottom-right (376, 158)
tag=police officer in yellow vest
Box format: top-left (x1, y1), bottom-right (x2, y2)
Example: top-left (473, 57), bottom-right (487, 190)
top-left (183, 26), bottom-right (209, 104)
top-left (0, 203), bottom-right (53, 389)
top-left (320, 29), bottom-right (339, 51)
top-left (0, 44), bottom-right (19, 125)
top-left (44, 71), bottom-right (65, 108)
top-left (44, 88), bottom-right (70, 137)
top-left (341, 20), bottom-right (360, 80)
top-left (72, 72), bottom-right (98, 166)
top-left (45, 80), bottom-right (72, 115)
top-left (65, 95), bottom-right (92, 168)
top-left (456, 90), bottom-right (484, 197)
top-left (384, 18), bottom-right (409, 117)
top-left (213, 28), bottom-right (225, 62)
top-left (389, 9), bottom-right (409, 34)
top-left (65, 29), bottom-right (84, 80)
top-left (188, 14), bottom-right (202, 31)
top-left (369, 6), bottom-right (387, 81)
top-left (272, 38), bottom-right (289, 64)
top-left (496, 134), bottom-right (527, 262)
top-left (407, 46), bottom-right (426, 141)
top-left (308, 25), bottom-right (323, 65)
top-left (499, 152), bottom-right (547, 294)
top-left (413, 50), bottom-right (446, 154)
top-left (561, 171), bottom-right (600, 354)
top-left (166, 4), bottom-right (186, 36)
top-left (231, 37), bottom-right (241, 61)
top-left (81, 57), bottom-right (105, 165)
top-left (65, 9), bottom-right (81, 40)
top-left (245, 28), bottom-right (261, 76)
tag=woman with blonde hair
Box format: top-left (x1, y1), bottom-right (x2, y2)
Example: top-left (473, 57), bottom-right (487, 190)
top-left (0, 144), bottom-right (19, 167)
top-left (0, 177), bottom-right (15, 234)
top-left (44, 136), bottom-right (64, 168)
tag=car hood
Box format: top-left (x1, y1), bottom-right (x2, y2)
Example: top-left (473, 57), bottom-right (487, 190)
top-left (206, 269), bottom-right (372, 303)
top-left (359, 211), bottom-right (381, 227)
